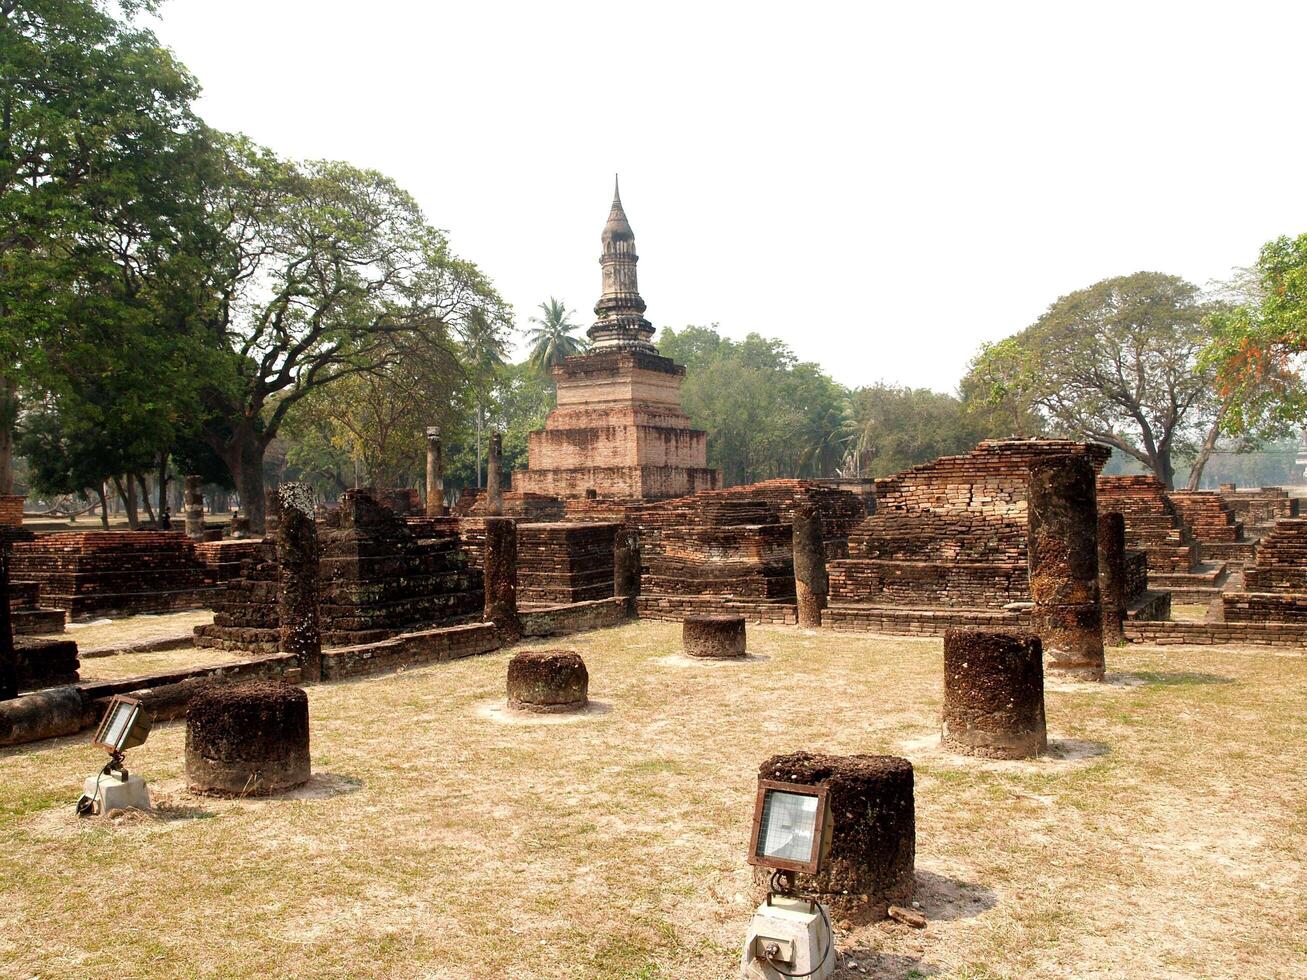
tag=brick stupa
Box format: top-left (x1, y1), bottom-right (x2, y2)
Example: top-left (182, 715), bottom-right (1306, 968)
top-left (514, 180), bottom-right (718, 500)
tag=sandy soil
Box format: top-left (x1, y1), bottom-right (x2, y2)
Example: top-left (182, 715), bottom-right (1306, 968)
top-left (1, 622), bottom-right (1303, 979)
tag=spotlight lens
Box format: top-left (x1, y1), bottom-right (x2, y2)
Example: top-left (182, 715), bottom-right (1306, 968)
top-left (102, 702), bottom-right (136, 751)
top-left (757, 789), bottom-right (819, 863)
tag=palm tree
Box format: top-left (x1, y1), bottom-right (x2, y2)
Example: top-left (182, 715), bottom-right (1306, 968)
top-left (526, 298), bottom-right (586, 372)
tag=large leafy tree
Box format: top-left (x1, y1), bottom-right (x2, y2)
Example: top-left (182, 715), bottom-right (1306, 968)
top-left (196, 137), bottom-right (510, 530)
top-left (280, 333), bottom-right (471, 492)
top-left (964, 272), bottom-right (1243, 489)
top-left (841, 385), bottom-right (992, 478)
top-left (525, 297), bottom-right (585, 372)
top-left (1202, 233), bottom-right (1307, 435)
top-left (660, 326), bottom-right (846, 485)
top-left (0, 0), bottom-right (211, 494)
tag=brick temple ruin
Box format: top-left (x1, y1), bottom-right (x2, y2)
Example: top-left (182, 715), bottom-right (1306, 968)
top-left (196, 490), bottom-right (483, 653)
top-left (513, 179), bottom-right (717, 501)
top-left (824, 440), bottom-right (1170, 636)
top-left (4, 182), bottom-right (1306, 745)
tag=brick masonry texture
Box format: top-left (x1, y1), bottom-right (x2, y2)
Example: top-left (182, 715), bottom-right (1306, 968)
top-left (9, 531), bottom-right (219, 618)
top-left (828, 440), bottom-right (1111, 609)
top-left (513, 348), bottom-right (718, 500)
top-left (196, 491), bottom-right (483, 653)
top-left (1095, 476), bottom-right (1199, 574)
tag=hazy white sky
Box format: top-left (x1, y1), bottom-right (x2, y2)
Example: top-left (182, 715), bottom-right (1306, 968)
top-left (149, 0), bottom-right (1307, 392)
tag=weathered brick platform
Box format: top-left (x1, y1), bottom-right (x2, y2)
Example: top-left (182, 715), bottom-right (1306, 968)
top-left (827, 440), bottom-right (1109, 611)
top-left (7, 580), bottom-right (66, 634)
top-left (516, 522), bottom-right (618, 605)
top-left (514, 349), bottom-right (719, 500)
top-left (1219, 485), bottom-right (1299, 535)
top-left (196, 491), bottom-right (483, 652)
top-left (14, 636), bottom-right (79, 691)
top-left (192, 539), bottom-right (264, 583)
top-left (9, 531), bottom-right (218, 619)
top-left (1096, 476), bottom-right (1201, 574)
top-left (1221, 517), bottom-right (1307, 628)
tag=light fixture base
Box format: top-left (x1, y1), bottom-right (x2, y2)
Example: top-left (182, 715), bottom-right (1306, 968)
top-left (740, 895), bottom-right (834, 979)
top-left (80, 771), bottom-right (151, 816)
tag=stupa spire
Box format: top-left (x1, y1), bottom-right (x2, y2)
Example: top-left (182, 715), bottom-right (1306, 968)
top-left (590, 175), bottom-right (655, 351)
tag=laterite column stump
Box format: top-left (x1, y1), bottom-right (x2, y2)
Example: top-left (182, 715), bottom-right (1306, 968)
top-left (941, 628), bottom-right (1047, 759)
top-left (757, 752), bottom-right (915, 923)
top-left (185, 681), bottom-right (311, 796)
top-left (682, 614), bottom-right (746, 659)
top-left (506, 650), bottom-right (589, 713)
top-left (1028, 454), bottom-right (1106, 680)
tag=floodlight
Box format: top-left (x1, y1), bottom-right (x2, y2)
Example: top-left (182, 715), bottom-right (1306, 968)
top-left (741, 779), bottom-right (835, 979)
top-left (748, 780), bottom-right (830, 877)
top-left (425, 426), bottom-right (441, 439)
top-left (92, 695), bottom-right (152, 760)
top-left (76, 696), bottom-right (153, 817)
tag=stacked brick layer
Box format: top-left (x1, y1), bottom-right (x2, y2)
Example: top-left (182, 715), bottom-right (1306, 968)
top-left (1219, 486), bottom-right (1299, 533)
top-left (192, 540), bottom-right (263, 583)
top-left (626, 480), bottom-right (865, 604)
top-left (1242, 518), bottom-right (1307, 591)
top-left (515, 349), bottom-right (718, 500)
top-left (1167, 491), bottom-right (1244, 543)
top-left (1096, 476), bottom-right (1199, 573)
top-left (7, 577), bottom-right (66, 634)
top-left (516, 522), bottom-right (618, 604)
top-left (9, 531), bottom-right (216, 618)
top-left (197, 492), bottom-right (483, 652)
top-left (453, 489), bottom-right (567, 521)
top-left (14, 636), bottom-right (79, 690)
top-left (0, 495), bottom-right (23, 527)
top-left (828, 439), bottom-right (1111, 609)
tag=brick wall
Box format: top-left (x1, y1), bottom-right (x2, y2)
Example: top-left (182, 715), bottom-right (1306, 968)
top-left (0, 495), bottom-right (24, 527)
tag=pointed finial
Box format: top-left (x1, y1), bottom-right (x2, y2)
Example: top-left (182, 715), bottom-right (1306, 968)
top-left (613, 173), bottom-right (621, 205)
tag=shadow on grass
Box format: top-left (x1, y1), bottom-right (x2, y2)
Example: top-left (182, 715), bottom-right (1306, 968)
top-left (1123, 671), bottom-right (1235, 687)
top-left (834, 947), bottom-right (939, 978)
top-left (914, 869), bottom-right (998, 922)
top-left (1045, 737), bottom-right (1109, 762)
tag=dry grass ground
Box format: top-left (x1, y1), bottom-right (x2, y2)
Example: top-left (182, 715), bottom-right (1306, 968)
top-left (1, 622), bottom-right (1303, 979)
top-left (60, 609), bottom-right (214, 655)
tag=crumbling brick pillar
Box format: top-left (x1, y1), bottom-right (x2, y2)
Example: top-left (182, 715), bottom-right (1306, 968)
top-left (756, 752), bottom-right (915, 923)
top-left (425, 428), bottom-right (445, 517)
top-left (0, 549), bottom-right (16, 701)
top-left (613, 527), bottom-right (641, 613)
top-left (942, 628), bottom-right (1046, 759)
top-left (276, 482), bottom-right (322, 682)
top-left (792, 501), bottom-right (828, 627)
top-left (184, 476), bottom-right (205, 540)
top-left (1028, 455), bottom-right (1105, 681)
top-left (483, 516), bottom-right (520, 641)
top-left (1097, 511), bottom-right (1127, 647)
top-left (486, 430), bottom-right (504, 516)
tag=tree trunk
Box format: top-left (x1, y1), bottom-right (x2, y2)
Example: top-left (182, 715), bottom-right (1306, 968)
top-left (95, 485), bottom-right (109, 529)
top-left (157, 451), bottom-right (169, 516)
top-left (113, 476), bottom-right (138, 529)
top-left (223, 435), bottom-right (268, 536)
top-left (0, 375), bottom-right (15, 496)
top-left (1186, 421), bottom-right (1222, 491)
top-left (136, 473), bottom-right (155, 525)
